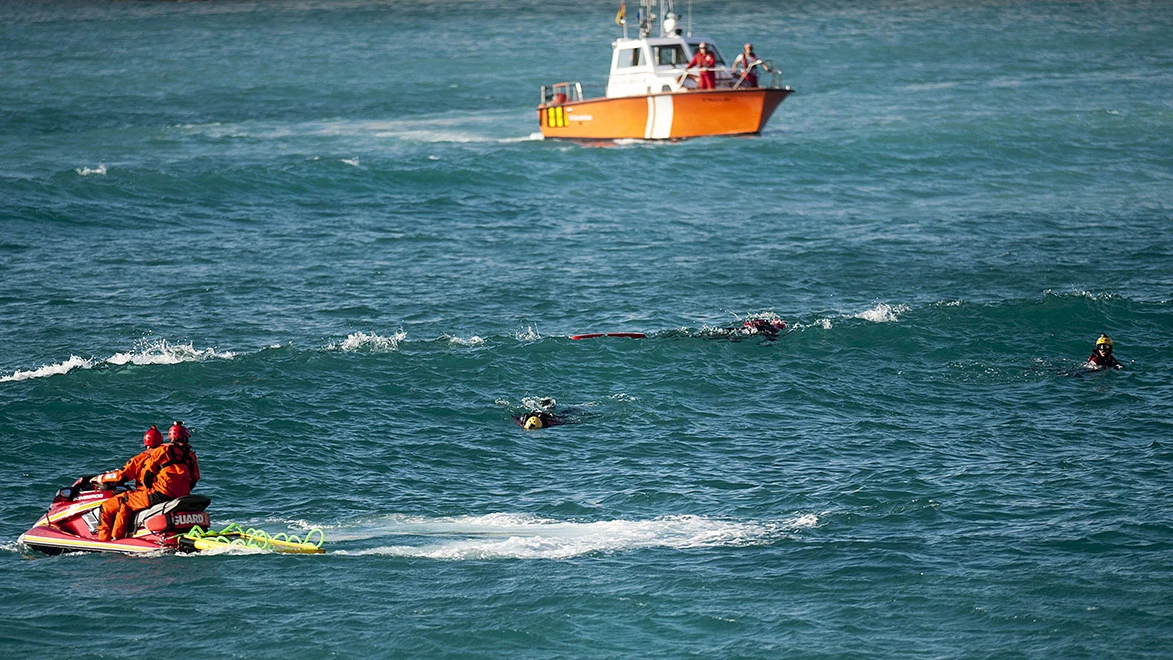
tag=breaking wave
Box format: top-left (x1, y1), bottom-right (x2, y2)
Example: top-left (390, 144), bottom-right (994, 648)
top-left (328, 331), bottom-right (406, 352)
top-left (75, 163), bottom-right (107, 176)
top-left (444, 334), bottom-right (485, 346)
top-left (851, 303), bottom-right (909, 323)
top-left (1, 339), bottom-right (235, 383)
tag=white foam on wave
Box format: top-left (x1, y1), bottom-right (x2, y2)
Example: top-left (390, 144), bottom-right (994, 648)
top-left (1044, 288), bottom-right (1118, 301)
top-left (1, 339), bottom-right (235, 383)
top-left (852, 303), bottom-right (909, 323)
top-left (75, 163), bottom-right (107, 176)
top-left (180, 544), bottom-right (269, 557)
top-left (1, 355), bottom-right (96, 382)
top-left (444, 334), bottom-right (485, 347)
top-left (1, 540), bottom-right (31, 554)
top-left (334, 512), bottom-right (816, 560)
top-left (515, 324), bottom-right (542, 341)
top-left (329, 330), bottom-right (406, 352)
top-left (106, 339), bottom-right (235, 366)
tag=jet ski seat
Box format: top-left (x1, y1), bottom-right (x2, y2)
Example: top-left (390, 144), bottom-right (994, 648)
top-left (133, 494), bottom-right (212, 529)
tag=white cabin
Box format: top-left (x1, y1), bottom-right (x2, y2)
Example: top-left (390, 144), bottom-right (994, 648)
top-left (606, 36), bottom-right (732, 97)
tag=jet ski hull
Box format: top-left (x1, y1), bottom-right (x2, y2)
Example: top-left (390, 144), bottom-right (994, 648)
top-left (18, 477), bottom-right (211, 556)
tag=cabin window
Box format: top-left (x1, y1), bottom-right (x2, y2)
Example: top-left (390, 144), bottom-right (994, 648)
top-left (617, 47), bottom-right (647, 68)
top-left (654, 45), bottom-right (688, 67)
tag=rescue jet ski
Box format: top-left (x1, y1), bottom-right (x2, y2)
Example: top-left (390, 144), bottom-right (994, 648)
top-left (20, 475), bottom-right (327, 556)
top-left (19, 475), bottom-right (211, 555)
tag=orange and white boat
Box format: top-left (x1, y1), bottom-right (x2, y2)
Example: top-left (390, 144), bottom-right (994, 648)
top-left (538, 0), bottom-right (794, 140)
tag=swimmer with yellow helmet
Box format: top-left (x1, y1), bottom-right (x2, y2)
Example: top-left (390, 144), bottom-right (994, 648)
top-left (514, 397), bottom-right (586, 430)
top-left (1086, 334), bottom-right (1123, 370)
top-left (521, 412), bottom-right (555, 430)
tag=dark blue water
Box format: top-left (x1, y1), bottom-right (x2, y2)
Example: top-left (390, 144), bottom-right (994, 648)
top-left (2, 0), bottom-right (1172, 656)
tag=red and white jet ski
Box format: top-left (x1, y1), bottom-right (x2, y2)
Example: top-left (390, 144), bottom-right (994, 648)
top-left (19, 475), bottom-right (211, 555)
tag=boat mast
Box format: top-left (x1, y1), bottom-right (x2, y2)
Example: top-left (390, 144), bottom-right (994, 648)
top-left (637, 0), bottom-right (654, 38)
top-left (659, 0), bottom-right (682, 37)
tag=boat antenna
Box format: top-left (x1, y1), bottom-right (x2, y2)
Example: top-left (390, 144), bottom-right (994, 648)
top-left (687, 0), bottom-right (692, 36)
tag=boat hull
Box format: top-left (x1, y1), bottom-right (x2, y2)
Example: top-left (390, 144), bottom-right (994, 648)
top-left (538, 88), bottom-right (792, 140)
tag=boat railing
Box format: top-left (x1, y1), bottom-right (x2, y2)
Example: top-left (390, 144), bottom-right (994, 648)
top-left (729, 59), bottom-right (785, 90)
top-left (541, 82), bottom-right (604, 106)
top-left (673, 59), bottom-right (785, 91)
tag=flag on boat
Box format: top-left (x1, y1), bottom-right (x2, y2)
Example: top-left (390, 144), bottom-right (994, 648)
top-left (615, 1), bottom-right (626, 25)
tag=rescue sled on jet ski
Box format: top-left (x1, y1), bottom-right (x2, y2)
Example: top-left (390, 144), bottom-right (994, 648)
top-left (19, 476), bottom-right (325, 555)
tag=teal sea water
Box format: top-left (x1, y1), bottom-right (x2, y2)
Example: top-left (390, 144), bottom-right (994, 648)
top-left (2, 0), bottom-right (1172, 656)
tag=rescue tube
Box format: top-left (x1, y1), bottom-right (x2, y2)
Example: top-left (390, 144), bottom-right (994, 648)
top-left (179, 523), bottom-right (325, 554)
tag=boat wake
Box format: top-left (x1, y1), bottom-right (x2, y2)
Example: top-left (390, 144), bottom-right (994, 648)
top-left (331, 512), bottom-right (817, 560)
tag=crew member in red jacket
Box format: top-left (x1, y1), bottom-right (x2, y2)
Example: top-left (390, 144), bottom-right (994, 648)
top-left (687, 42), bottom-right (717, 90)
top-left (95, 425), bottom-right (164, 541)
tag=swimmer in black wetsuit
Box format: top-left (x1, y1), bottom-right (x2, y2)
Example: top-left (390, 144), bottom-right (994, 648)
top-left (520, 411), bottom-right (560, 430)
top-left (741, 317), bottom-right (787, 337)
top-left (720, 317), bottom-right (788, 341)
top-left (515, 397), bottom-right (590, 430)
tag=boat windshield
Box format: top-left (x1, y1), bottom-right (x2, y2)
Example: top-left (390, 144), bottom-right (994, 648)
top-left (653, 44), bottom-right (688, 67)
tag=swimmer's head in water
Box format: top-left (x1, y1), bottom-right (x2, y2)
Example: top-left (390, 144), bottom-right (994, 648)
top-left (523, 414), bottom-right (545, 430)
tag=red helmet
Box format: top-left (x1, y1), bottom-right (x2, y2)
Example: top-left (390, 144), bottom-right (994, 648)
top-left (143, 425), bottom-right (164, 448)
top-left (168, 421), bottom-right (191, 443)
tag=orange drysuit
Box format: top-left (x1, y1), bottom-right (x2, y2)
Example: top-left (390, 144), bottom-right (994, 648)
top-left (95, 448), bottom-right (157, 541)
top-left (97, 443), bottom-right (200, 541)
top-left (140, 442), bottom-right (200, 499)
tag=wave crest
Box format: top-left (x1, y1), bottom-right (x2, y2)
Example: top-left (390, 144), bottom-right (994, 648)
top-left (106, 339), bottom-right (235, 366)
top-left (1, 339), bottom-right (234, 383)
top-left (329, 331), bottom-right (406, 352)
top-left (852, 303), bottom-right (909, 323)
top-left (75, 163), bottom-right (107, 176)
top-left (1, 355), bottom-right (95, 382)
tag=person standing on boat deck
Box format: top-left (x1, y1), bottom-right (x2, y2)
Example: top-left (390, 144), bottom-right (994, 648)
top-left (1086, 334), bottom-right (1123, 370)
top-left (733, 43), bottom-right (762, 87)
top-left (95, 425), bottom-right (164, 541)
top-left (686, 42), bottom-right (717, 90)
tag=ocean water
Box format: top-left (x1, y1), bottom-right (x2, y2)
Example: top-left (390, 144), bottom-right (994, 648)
top-left (2, 0), bottom-right (1172, 656)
